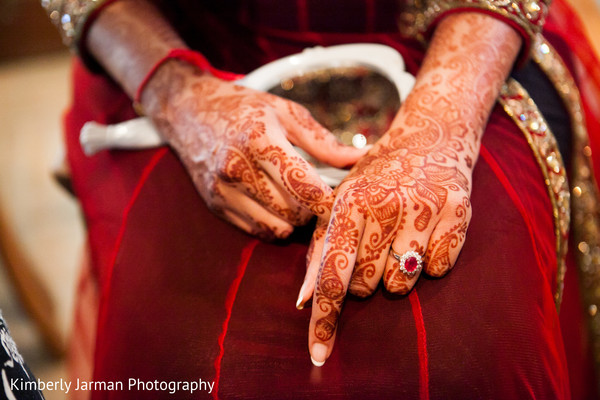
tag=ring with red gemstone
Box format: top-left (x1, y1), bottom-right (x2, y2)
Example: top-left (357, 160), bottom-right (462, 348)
top-left (390, 249), bottom-right (423, 277)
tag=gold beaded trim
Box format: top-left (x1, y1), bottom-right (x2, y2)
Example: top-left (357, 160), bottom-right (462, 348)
top-left (399, 0), bottom-right (549, 46)
top-left (532, 36), bottom-right (600, 377)
top-left (499, 78), bottom-right (570, 310)
top-left (41, 0), bottom-right (107, 49)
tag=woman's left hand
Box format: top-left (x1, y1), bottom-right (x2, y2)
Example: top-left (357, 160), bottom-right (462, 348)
top-left (300, 117), bottom-right (474, 365)
top-left (296, 12), bottom-right (523, 366)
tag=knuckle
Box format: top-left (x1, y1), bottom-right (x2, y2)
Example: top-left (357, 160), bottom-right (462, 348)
top-left (274, 206), bottom-right (313, 228)
top-left (213, 154), bottom-right (257, 184)
top-left (348, 281), bottom-right (374, 298)
top-left (383, 268), bottom-right (414, 294)
top-left (440, 194), bottom-right (473, 226)
top-left (289, 101), bottom-right (310, 116)
top-left (254, 230), bottom-right (277, 241)
top-left (257, 228), bottom-right (291, 242)
top-left (202, 184), bottom-right (224, 213)
top-left (348, 265), bottom-right (377, 298)
top-left (446, 191), bottom-right (466, 208)
top-left (275, 228), bottom-right (293, 239)
top-left (385, 278), bottom-right (413, 295)
top-left (206, 176), bottom-right (219, 193)
top-left (213, 157), bottom-right (232, 181)
top-left (426, 263), bottom-right (451, 278)
top-left (268, 221), bottom-right (294, 240)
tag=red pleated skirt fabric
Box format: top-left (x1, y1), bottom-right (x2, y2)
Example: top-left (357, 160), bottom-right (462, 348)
top-left (61, 1), bottom-right (598, 398)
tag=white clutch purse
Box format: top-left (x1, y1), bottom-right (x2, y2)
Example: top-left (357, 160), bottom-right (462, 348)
top-left (80, 43), bottom-right (415, 186)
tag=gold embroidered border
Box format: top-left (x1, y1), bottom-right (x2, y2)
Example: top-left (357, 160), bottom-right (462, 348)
top-left (42, 0), bottom-right (107, 49)
top-left (499, 79), bottom-right (570, 310)
top-left (532, 36), bottom-right (600, 377)
top-left (399, 0), bottom-right (549, 44)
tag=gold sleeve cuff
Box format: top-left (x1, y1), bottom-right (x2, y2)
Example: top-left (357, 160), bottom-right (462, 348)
top-left (400, 0), bottom-right (550, 52)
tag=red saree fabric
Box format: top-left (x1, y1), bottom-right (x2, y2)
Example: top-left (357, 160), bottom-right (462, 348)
top-left (85, 110), bottom-right (568, 399)
top-left (60, 0), bottom-right (600, 398)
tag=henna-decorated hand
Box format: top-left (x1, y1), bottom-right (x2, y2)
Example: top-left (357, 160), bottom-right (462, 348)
top-left (87, 1), bottom-right (367, 240)
top-left (296, 13), bottom-right (522, 366)
top-left (141, 61), bottom-right (368, 240)
top-left (301, 119), bottom-right (473, 365)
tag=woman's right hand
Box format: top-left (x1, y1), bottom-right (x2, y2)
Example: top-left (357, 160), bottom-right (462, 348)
top-left (141, 60), bottom-right (368, 240)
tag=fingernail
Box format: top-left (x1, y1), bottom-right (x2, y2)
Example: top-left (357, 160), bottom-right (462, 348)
top-left (310, 343), bottom-right (328, 367)
top-left (296, 281), bottom-right (307, 310)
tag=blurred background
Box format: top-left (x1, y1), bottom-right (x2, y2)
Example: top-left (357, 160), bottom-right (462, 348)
top-left (0, 1), bottom-right (82, 400)
top-left (0, 1), bottom-right (599, 399)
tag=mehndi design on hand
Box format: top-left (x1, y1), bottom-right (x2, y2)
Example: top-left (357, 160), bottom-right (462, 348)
top-left (141, 62), bottom-right (367, 240)
top-left (301, 12), bottom-right (522, 366)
